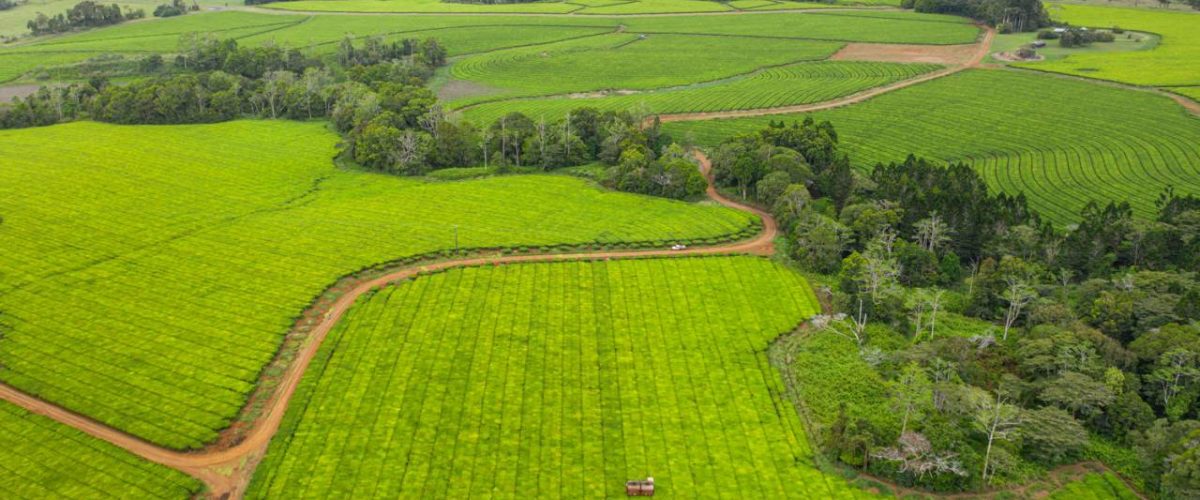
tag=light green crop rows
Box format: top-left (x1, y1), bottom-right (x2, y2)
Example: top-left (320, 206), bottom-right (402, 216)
top-left (457, 60), bottom-right (942, 123)
top-left (664, 69), bottom-right (1200, 224)
top-left (0, 9), bottom-right (977, 84)
top-left (247, 256), bottom-right (875, 498)
top-left (0, 120), bottom-right (756, 449)
top-left (262, 0), bottom-right (742, 14)
top-left (0, 400), bottom-right (201, 499)
top-left (1020, 4), bottom-right (1200, 87)
top-left (1047, 473), bottom-right (1139, 500)
top-left (449, 33), bottom-right (843, 103)
top-left (618, 10), bottom-right (980, 44)
top-left (1176, 87), bottom-right (1200, 101)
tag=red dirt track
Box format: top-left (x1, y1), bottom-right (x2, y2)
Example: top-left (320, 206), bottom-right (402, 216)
top-left (0, 152), bottom-right (774, 499)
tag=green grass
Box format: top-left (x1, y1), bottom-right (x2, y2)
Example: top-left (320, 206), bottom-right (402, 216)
top-left (781, 330), bottom-right (897, 437)
top-left (0, 400), bottom-right (202, 499)
top-left (0, 12), bottom-right (623, 82)
top-left (456, 60), bottom-right (942, 123)
top-left (1175, 86), bottom-right (1200, 101)
top-left (261, 0), bottom-right (762, 14)
top-left (987, 29), bottom-right (1159, 65)
top-left (246, 256), bottom-right (878, 498)
top-left (1020, 4), bottom-right (1200, 87)
top-left (663, 69), bottom-right (1200, 224)
top-left (449, 33), bottom-right (843, 103)
top-left (0, 9), bottom-right (979, 84)
top-left (0, 120), bottom-right (757, 450)
top-left (1046, 472), bottom-right (1139, 500)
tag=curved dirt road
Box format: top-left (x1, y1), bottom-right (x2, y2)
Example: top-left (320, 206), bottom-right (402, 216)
top-left (0, 152), bottom-right (775, 499)
top-left (657, 25), bottom-right (995, 123)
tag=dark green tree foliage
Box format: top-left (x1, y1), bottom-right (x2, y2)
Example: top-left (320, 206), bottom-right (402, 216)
top-left (870, 156), bottom-right (1040, 261)
top-left (471, 108), bottom-right (698, 199)
top-left (178, 36), bottom-right (320, 79)
top-left (1058, 28), bottom-right (1116, 48)
top-left (152, 0), bottom-right (192, 17)
top-left (26, 1), bottom-right (142, 35)
top-left (711, 118), bottom-right (840, 206)
top-left (900, 0), bottom-right (1049, 32)
top-left (1020, 406), bottom-right (1087, 465)
top-left (337, 35), bottom-right (446, 68)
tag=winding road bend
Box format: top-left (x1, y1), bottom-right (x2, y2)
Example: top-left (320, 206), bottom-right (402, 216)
top-left (0, 152), bottom-right (776, 499)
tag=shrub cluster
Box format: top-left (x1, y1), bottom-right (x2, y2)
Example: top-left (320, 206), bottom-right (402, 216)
top-left (25, 1), bottom-right (143, 35)
top-left (900, 0), bottom-right (1050, 32)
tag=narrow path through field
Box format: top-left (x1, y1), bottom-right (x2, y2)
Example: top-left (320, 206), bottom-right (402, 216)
top-left (657, 25), bottom-right (995, 123)
top-left (0, 152), bottom-right (774, 499)
top-left (0, 146), bottom-right (1149, 499)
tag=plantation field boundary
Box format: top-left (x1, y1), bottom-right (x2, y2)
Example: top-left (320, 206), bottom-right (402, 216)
top-left (449, 54), bottom-right (846, 113)
top-left (1009, 65), bottom-right (1200, 117)
top-left (235, 5), bottom-right (900, 17)
top-left (0, 151), bottom-right (778, 499)
top-left (656, 25), bottom-right (994, 122)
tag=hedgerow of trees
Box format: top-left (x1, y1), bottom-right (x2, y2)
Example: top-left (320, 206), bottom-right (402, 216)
top-left (26, 1), bottom-right (144, 35)
top-left (1, 34), bottom-right (707, 199)
top-left (899, 0), bottom-right (1050, 32)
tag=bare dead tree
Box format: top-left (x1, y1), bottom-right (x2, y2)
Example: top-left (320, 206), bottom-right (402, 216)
top-left (1001, 277), bottom-right (1035, 340)
top-left (973, 390), bottom-right (1021, 484)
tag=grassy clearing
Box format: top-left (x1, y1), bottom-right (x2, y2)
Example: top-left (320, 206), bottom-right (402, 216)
top-left (0, 120), bottom-right (756, 449)
top-left (457, 60), bottom-right (942, 123)
top-left (246, 256), bottom-right (878, 498)
top-left (988, 29), bottom-right (1158, 65)
top-left (1047, 472), bottom-right (1140, 499)
top-left (1021, 4), bottom-right (1200, 87)
top-left (0, 400), bottom-right (202, 499)
top-left (450, 33), bottom-right (842, 104)
top-left (663, 69), bottom-right (1200, 224)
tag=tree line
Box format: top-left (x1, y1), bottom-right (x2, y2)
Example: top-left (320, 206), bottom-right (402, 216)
top-left (900, 0), bottom-right (1050, 32)
top-left (26, 0), bottom-right (143, 36)
top-left (1, 34), bottom-right (707, 199)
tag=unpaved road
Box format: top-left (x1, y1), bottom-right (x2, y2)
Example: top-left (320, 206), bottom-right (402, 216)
top-left (0, 152), bottom-right (774, 499)
top-left (658, 25), bottom-right (995, 123)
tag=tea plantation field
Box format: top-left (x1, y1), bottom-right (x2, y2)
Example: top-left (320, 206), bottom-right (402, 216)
top-left (0, 9), bottom-right (979, 85)
top-left (246, 257), bottom-right (877, 498)
top-left (449, 33), bottom-right (844, 103)
top-left (1021, 4), bottom-right (1200, 88)
top-left (0, 120), bottom-right (758, 449)
top-left (0, 400), bottom-right (202, 499)
top-left (457, 61), bottom-right (942, 124)
top-left (664, 69), bottom-right (1200, 223)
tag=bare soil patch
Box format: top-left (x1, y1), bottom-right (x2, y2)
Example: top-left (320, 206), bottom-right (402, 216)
top-left (992, 51), bottom-right (1043, 62)
top-left (831, 41), bottom-right (980, 65)
top-left (435, 78), bottom-right (501, 102)
top-left (0, 84), bottom-right (46, 102)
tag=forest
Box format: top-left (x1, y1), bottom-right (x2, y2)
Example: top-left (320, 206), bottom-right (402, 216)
top-left (714, 120), bottom-right (1199, 496)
